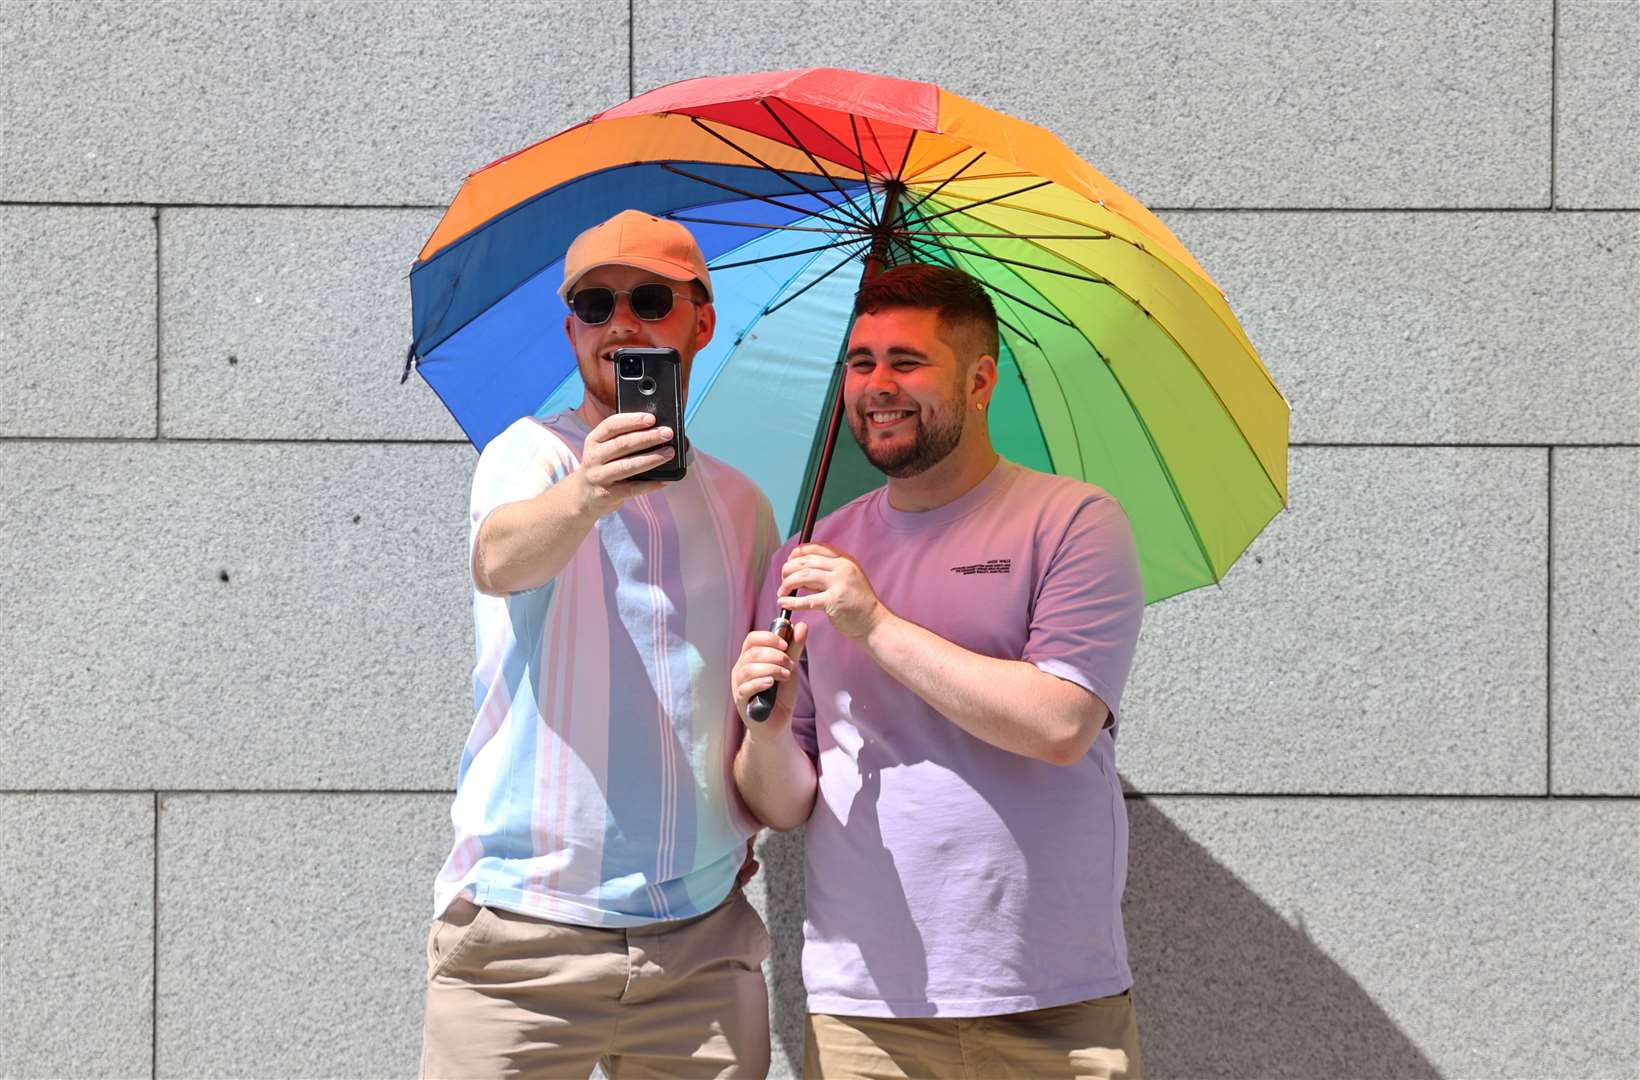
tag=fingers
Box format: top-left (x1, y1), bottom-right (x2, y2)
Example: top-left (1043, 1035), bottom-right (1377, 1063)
top-left (734, 674), bottom-right (776, 709)
top-left (740, 661), bottom-right (794, 682)
top-left (588, 411), bottom-right (659, 441)
top-left (781, 552), bottom-right (854, 582)
top-left (742, 630), bottom-right (788, 652)
top-left (596, 447), bottom-right (676, 484)
top-left (741, 645), bottom-right (795, 668)
top-left (587, 426), bottom-right (674, 467)
top-left (733, 621), bottom-right (808, 713)
top-left (778, 568), bottom-right (830, 595)
top-left (733, 639), bottom-right (796, 696)
top-left (781, 551), bottom-right (833, 573)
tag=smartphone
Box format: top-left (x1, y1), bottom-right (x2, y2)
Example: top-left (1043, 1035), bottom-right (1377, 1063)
top-left (613, 347), bottom-right (687, 482)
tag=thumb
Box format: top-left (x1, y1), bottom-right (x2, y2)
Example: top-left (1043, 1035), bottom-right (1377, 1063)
top-left (786, 618), bottom-right (809, 663)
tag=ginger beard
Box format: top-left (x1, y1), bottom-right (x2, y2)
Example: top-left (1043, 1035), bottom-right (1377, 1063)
top-left (847, 370), bottom-right (970, 479)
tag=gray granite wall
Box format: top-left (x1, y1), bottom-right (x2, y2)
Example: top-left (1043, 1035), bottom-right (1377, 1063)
top-left (3, 3), bottom-right (1634, 1077)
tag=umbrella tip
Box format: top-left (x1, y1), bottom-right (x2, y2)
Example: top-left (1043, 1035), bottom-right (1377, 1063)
top-left (400, 343), bottom-right (418, 385)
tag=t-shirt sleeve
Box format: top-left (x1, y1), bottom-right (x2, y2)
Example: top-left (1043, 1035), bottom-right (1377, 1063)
top-left (468, 420), bottom-right (576, 563)
top-left (1022, 492), bottom-right (1145, 728)
top-left (755, 536), bottom-right (818, 759)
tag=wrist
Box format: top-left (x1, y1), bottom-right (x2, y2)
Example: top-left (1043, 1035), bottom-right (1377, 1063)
top-left (566, 469), bottom-right (606, 522)
top-left (742, 710), bottom-right (793, 742)
top-left (858, 604), bottom-right (898, 650)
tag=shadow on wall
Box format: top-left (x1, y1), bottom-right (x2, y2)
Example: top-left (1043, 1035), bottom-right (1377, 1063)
top-left (759, 802), bottom-right (1440, 1079)
top-left (1125, 797), bottom-right (1440, 1078)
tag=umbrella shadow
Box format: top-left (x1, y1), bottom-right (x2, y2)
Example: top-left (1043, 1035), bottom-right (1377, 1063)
top-left (1124, 794), bottom-right (1440, 1078)
top-left (760, 793), bottom-right (1440, 1079)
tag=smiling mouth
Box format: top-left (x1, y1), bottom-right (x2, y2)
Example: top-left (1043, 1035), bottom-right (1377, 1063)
top-left (865, 408), bottom-right (916, 429)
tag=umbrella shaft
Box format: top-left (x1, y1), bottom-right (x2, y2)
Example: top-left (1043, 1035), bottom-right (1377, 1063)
top-left (793, 184), bottom-right (903, 545)
top-left (749, 186), bottom-right (902, 725)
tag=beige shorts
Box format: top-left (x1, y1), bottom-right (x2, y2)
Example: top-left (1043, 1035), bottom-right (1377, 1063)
top-left (805, 990), bottom-right (1142, 1079)
top-left (420, 889), bottom-right (771, 1079)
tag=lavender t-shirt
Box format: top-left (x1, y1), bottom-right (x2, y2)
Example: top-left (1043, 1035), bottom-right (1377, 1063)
top-left (768, 459), bottom-right (1144, 1018)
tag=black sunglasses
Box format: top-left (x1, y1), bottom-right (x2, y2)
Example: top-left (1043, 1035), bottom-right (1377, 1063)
top-left (569, 283), bottom-right (696, 325)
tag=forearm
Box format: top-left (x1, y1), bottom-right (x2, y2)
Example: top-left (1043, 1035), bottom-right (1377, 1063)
top-left (862, 613), bottom-right (1106, 765)
top-left (733, 724), bottom-right (818, 831)
top-left (472, 476), bottom-right (598, 595)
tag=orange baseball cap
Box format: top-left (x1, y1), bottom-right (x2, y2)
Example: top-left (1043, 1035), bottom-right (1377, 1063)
top-left (558, 209), bottom-right (713, 302)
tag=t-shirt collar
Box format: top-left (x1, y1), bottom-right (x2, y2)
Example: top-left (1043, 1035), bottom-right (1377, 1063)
top-left (874, 457), bottom-right (1015, 532)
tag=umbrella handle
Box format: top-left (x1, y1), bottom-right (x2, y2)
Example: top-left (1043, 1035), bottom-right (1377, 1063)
top-left (745, 611), bottom-right (793, 723)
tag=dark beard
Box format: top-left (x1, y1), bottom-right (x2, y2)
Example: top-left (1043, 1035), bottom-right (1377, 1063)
top-left (849, 398), bottom-right (966, 479)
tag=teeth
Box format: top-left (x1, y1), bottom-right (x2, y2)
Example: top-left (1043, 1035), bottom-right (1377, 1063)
top-left (869, 410), bottom-right (912, 422)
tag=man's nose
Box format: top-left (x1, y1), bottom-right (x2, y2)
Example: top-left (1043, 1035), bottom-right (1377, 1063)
top-left (866, 367), bottom-right (899, 395)
top-left (606, 296), bottom-right (643, 334)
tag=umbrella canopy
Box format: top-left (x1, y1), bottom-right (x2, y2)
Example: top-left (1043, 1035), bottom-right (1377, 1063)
top-left (408, 67), bottom-right (1288, 603)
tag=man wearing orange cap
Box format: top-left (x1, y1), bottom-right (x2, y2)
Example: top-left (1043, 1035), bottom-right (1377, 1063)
top-left (421, 210), bottom-right (780, 1078)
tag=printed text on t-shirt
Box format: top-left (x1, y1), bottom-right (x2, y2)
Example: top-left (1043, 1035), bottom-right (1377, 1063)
top-left (949, 559), bottom-right (1012, 576)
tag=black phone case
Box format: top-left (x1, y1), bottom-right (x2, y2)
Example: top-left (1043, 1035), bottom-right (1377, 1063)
top-left (614, 347), bottom-right (687, 482)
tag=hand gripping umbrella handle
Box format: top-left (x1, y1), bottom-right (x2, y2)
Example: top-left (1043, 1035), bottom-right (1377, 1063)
top-left (745, 610), bottom-right (793, 723)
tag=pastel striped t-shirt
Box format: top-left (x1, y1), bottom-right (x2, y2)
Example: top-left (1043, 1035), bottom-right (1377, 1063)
top-left (433, 411), bottom-right (780, 927)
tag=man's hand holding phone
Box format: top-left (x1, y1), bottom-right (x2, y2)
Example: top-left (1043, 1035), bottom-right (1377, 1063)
top-left (570, 412), bottom-right (677, 518)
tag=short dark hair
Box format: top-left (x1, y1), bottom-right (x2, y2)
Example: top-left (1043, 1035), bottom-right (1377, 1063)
top-left (853, 263), bottom-right (999, 361)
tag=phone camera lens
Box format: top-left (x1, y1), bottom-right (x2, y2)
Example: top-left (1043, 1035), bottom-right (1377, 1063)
top-left (638, 377), bottom-right (657, 396)
top-left (618, 356), bottom-right (642, 379)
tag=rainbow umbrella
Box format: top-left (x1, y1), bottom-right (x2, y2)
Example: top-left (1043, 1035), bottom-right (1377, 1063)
top-left (407, 67), bottom-right (1288, 604)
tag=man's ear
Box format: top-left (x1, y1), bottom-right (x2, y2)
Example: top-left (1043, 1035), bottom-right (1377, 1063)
top-left (694, 302), bottom-right (717, 351)
top-left (972, 353), bottom-right (999, 404)
top-left (563, 313), bottom-right (574, 344)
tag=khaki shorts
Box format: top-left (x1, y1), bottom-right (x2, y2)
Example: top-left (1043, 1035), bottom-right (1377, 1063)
top-left (420, 889), bottom-right (771, 1079)
top-left (805, 990), bottom-right (1142, 1079)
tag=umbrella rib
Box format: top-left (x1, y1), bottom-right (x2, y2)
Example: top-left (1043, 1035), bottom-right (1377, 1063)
top-left (764, 96), bottom-right (869, 178)
top-left (894, 127), bottom-right (918, 183)
top-left (861, 115), bottom-right (894, 181)
top-left (709, 236), bottom-right (865, 271)
top-left (1100, 354), bottom-right (1223, 586)
top-left (908, 187), bottom-right (1142, 245)
top-left (658, 164), bottom-right (863, 231)
top-left (902, 143), bottom-right (970, 183)
top-left (911, 179), bottom-right (1055, 226)
top-left (915, 239), bottom-right (1115, 285)
top-left (667, 213), bottom-right (869, 235)
top-left (900, 150), bottom-right (987, 219)
top-left (763, 239), bottom-right (873, 316)
top-left (917, 170), bottom-right (1037, 183)
top-left (993, 311), bottom-right (1041, 351)
top-left (848, 114), bottom-right (878, 217)
top-left (895, 227), bottom-right (1116, 241)
top-left (687, 117), bottom-right (871, 229)
top-left (894, 213), bottom-right (1072, 328)
top-left (757, 100), bottom-right (874, 227)
top-left (683, 240), bottom-right (842, 422)
top-left (905, 237), bottom-right (1073, 328)
top-left (896, 231), bottom-right (1046, 349)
